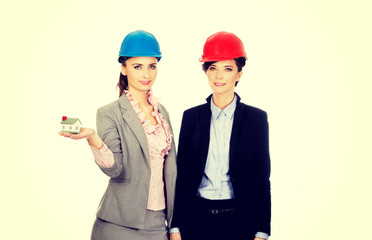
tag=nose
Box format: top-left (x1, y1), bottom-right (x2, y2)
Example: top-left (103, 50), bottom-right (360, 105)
top-left (216, 69), bottom-right (223, 79)
top-left (143, 69), bottom-right (150, 79)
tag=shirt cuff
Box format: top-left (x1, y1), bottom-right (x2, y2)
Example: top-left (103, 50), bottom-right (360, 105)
top-left (255, 232), bottom-right (269, 239)
top-left (169, 227), bottom-right (180, 234)
top-left (90, 142), bottom-right (115, 168)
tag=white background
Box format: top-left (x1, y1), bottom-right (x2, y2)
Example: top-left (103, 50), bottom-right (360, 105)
top-left (1, 0), bottom-right (371, 239)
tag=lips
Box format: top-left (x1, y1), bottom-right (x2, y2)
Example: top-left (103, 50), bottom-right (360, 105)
top-left (140, 81), bottom-right (151, 85)
top-left (214, 82), bottom-right (226, 87)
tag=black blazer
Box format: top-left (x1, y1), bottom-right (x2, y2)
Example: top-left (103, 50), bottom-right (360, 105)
top-left (172, 93), bottom-right (271, 235)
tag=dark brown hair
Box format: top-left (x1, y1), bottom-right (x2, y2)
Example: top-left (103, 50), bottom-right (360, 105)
top-left (202, 57), bottom-right (246, 86)
top-left (117, 56), bottom-right (130, 97)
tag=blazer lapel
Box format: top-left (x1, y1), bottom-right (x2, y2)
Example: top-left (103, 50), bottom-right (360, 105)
top-left (229, 93), bottom-right (243, 170)
top-left (200, 95), bottom-right (213, 170)
top-left (118, 95), bottom-right (150, 168)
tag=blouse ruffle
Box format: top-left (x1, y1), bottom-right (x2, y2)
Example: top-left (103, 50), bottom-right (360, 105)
top-left (124, 90), bottom-right (172, 157)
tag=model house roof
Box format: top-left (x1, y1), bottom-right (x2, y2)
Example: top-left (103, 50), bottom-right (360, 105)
top-left (61, 117), bottom-right (82, 125)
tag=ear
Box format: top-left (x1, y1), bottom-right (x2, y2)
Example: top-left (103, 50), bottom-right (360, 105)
top-left (121, 65), bottom-right (127, 76)
top-left (236, 70), bottom-right (243, 82)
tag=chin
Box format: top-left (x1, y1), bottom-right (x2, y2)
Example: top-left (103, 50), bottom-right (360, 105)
top-left (140, 83), bottom-right (154, 90)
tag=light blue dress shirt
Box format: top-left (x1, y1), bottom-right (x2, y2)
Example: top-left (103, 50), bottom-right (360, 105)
top-left (198, 96), bottom-right (237, 199)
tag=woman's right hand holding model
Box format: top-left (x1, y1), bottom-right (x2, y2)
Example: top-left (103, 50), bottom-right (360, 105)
top-left (59, 127), bottom-right (104, 149)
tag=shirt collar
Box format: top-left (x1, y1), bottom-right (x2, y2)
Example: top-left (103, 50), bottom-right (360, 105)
top-left (210, 95), bottom-right (237, 120)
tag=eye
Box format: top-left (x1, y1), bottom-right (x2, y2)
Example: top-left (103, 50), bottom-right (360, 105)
top-left (209, 66), bottom-right (216, 71)
top-left (225, 67), bottom-right (233, 72)
top-left (149, 65), bottom-right (157, 70)
top-left (134, 65), bottom-right (142, 70)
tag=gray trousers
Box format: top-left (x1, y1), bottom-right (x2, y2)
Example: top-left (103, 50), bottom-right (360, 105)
top-left (91, 210), bottom-right (168, 240)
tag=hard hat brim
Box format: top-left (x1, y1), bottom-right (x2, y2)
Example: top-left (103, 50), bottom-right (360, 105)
top-left (118, 54), bottom-right (162, 63)
top-left (199, 55), bottom-right (247, 62)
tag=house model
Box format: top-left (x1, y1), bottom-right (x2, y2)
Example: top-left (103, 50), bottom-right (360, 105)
top-left (60, 116), bottom-right (82, 134)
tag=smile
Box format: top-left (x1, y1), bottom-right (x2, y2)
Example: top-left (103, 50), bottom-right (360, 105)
top-left (140, 81), bottom-right (151, 85)
top-left (214, 82), bottom-right (226, 87)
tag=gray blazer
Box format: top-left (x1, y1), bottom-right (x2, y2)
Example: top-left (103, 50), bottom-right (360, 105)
top-left (94, 94), bottom-right (177, 230)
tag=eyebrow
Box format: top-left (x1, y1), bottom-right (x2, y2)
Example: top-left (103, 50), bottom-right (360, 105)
top-left (210, 64), bottom-right (234, 68)
top-left (131, 62), bottom-right (157, 66)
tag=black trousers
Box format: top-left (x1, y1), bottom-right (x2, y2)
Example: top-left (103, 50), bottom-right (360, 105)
top-left (181, 197), bottom-right (256, 240)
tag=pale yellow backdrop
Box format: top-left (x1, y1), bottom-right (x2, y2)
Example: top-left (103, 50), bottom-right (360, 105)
top-left (1, 0), bottom-right (371, 239)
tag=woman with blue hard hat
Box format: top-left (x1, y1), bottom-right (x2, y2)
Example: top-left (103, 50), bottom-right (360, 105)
top-left (59, 30), bottom-right (177, 240)
top-left (170, 31), bottom-right (271, 240)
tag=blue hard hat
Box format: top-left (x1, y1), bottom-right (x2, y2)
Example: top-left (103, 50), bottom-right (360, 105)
top-left (118, 30), bottom-right (162, 62)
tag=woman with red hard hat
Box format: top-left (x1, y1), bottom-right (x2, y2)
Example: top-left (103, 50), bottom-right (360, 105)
top-left (170, 31), bottom-right (271, 240)
top-left (59, 30), bottom-right (177, 240)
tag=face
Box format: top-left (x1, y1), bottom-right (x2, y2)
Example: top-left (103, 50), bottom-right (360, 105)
top-left (121, 57), bottom-right (158, 94)
top-left (206, 60), bottom-right (242, 97)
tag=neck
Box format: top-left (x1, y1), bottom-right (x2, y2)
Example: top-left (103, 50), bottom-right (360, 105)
top-left (129, 89), bottom-right (150, 107)
top-left (212, 92), bottom-right (235, 110)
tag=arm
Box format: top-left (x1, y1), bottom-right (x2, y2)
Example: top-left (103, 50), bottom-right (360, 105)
top-left (95, 107), bottom-right (123, 178)
top-left (59, 107), bottom-right (124, 178)
top-left (59, 127), bottom-right (114, 168)
top-left (254, 111), bottom-right (271, 235)
top-left (170, 111), bottom-right (193, 237)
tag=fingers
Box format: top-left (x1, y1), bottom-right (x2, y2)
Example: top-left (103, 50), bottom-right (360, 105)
top-left (58, 131), bottom-right (83, 140)
top-left (58, 127), bottom-right (95, 140)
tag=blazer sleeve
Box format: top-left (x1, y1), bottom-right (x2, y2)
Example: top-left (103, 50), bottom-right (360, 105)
top-left (255, 111), bottom-right (271, 234)
top-left (95, 107), bottom-right (123, 178)
top-left (171, 111), bottom-right (192, 229)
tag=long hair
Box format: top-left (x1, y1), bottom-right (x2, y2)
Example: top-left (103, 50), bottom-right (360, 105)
top-left (117, 56), bottom-right (130, 97)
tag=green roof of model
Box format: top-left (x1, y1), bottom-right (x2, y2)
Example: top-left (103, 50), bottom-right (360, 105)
top-left (60, 118), bottom-right (82, 125)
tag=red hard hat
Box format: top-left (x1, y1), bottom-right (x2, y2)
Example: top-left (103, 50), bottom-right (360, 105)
top-left (199, 31), bottom-right (247, 62)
